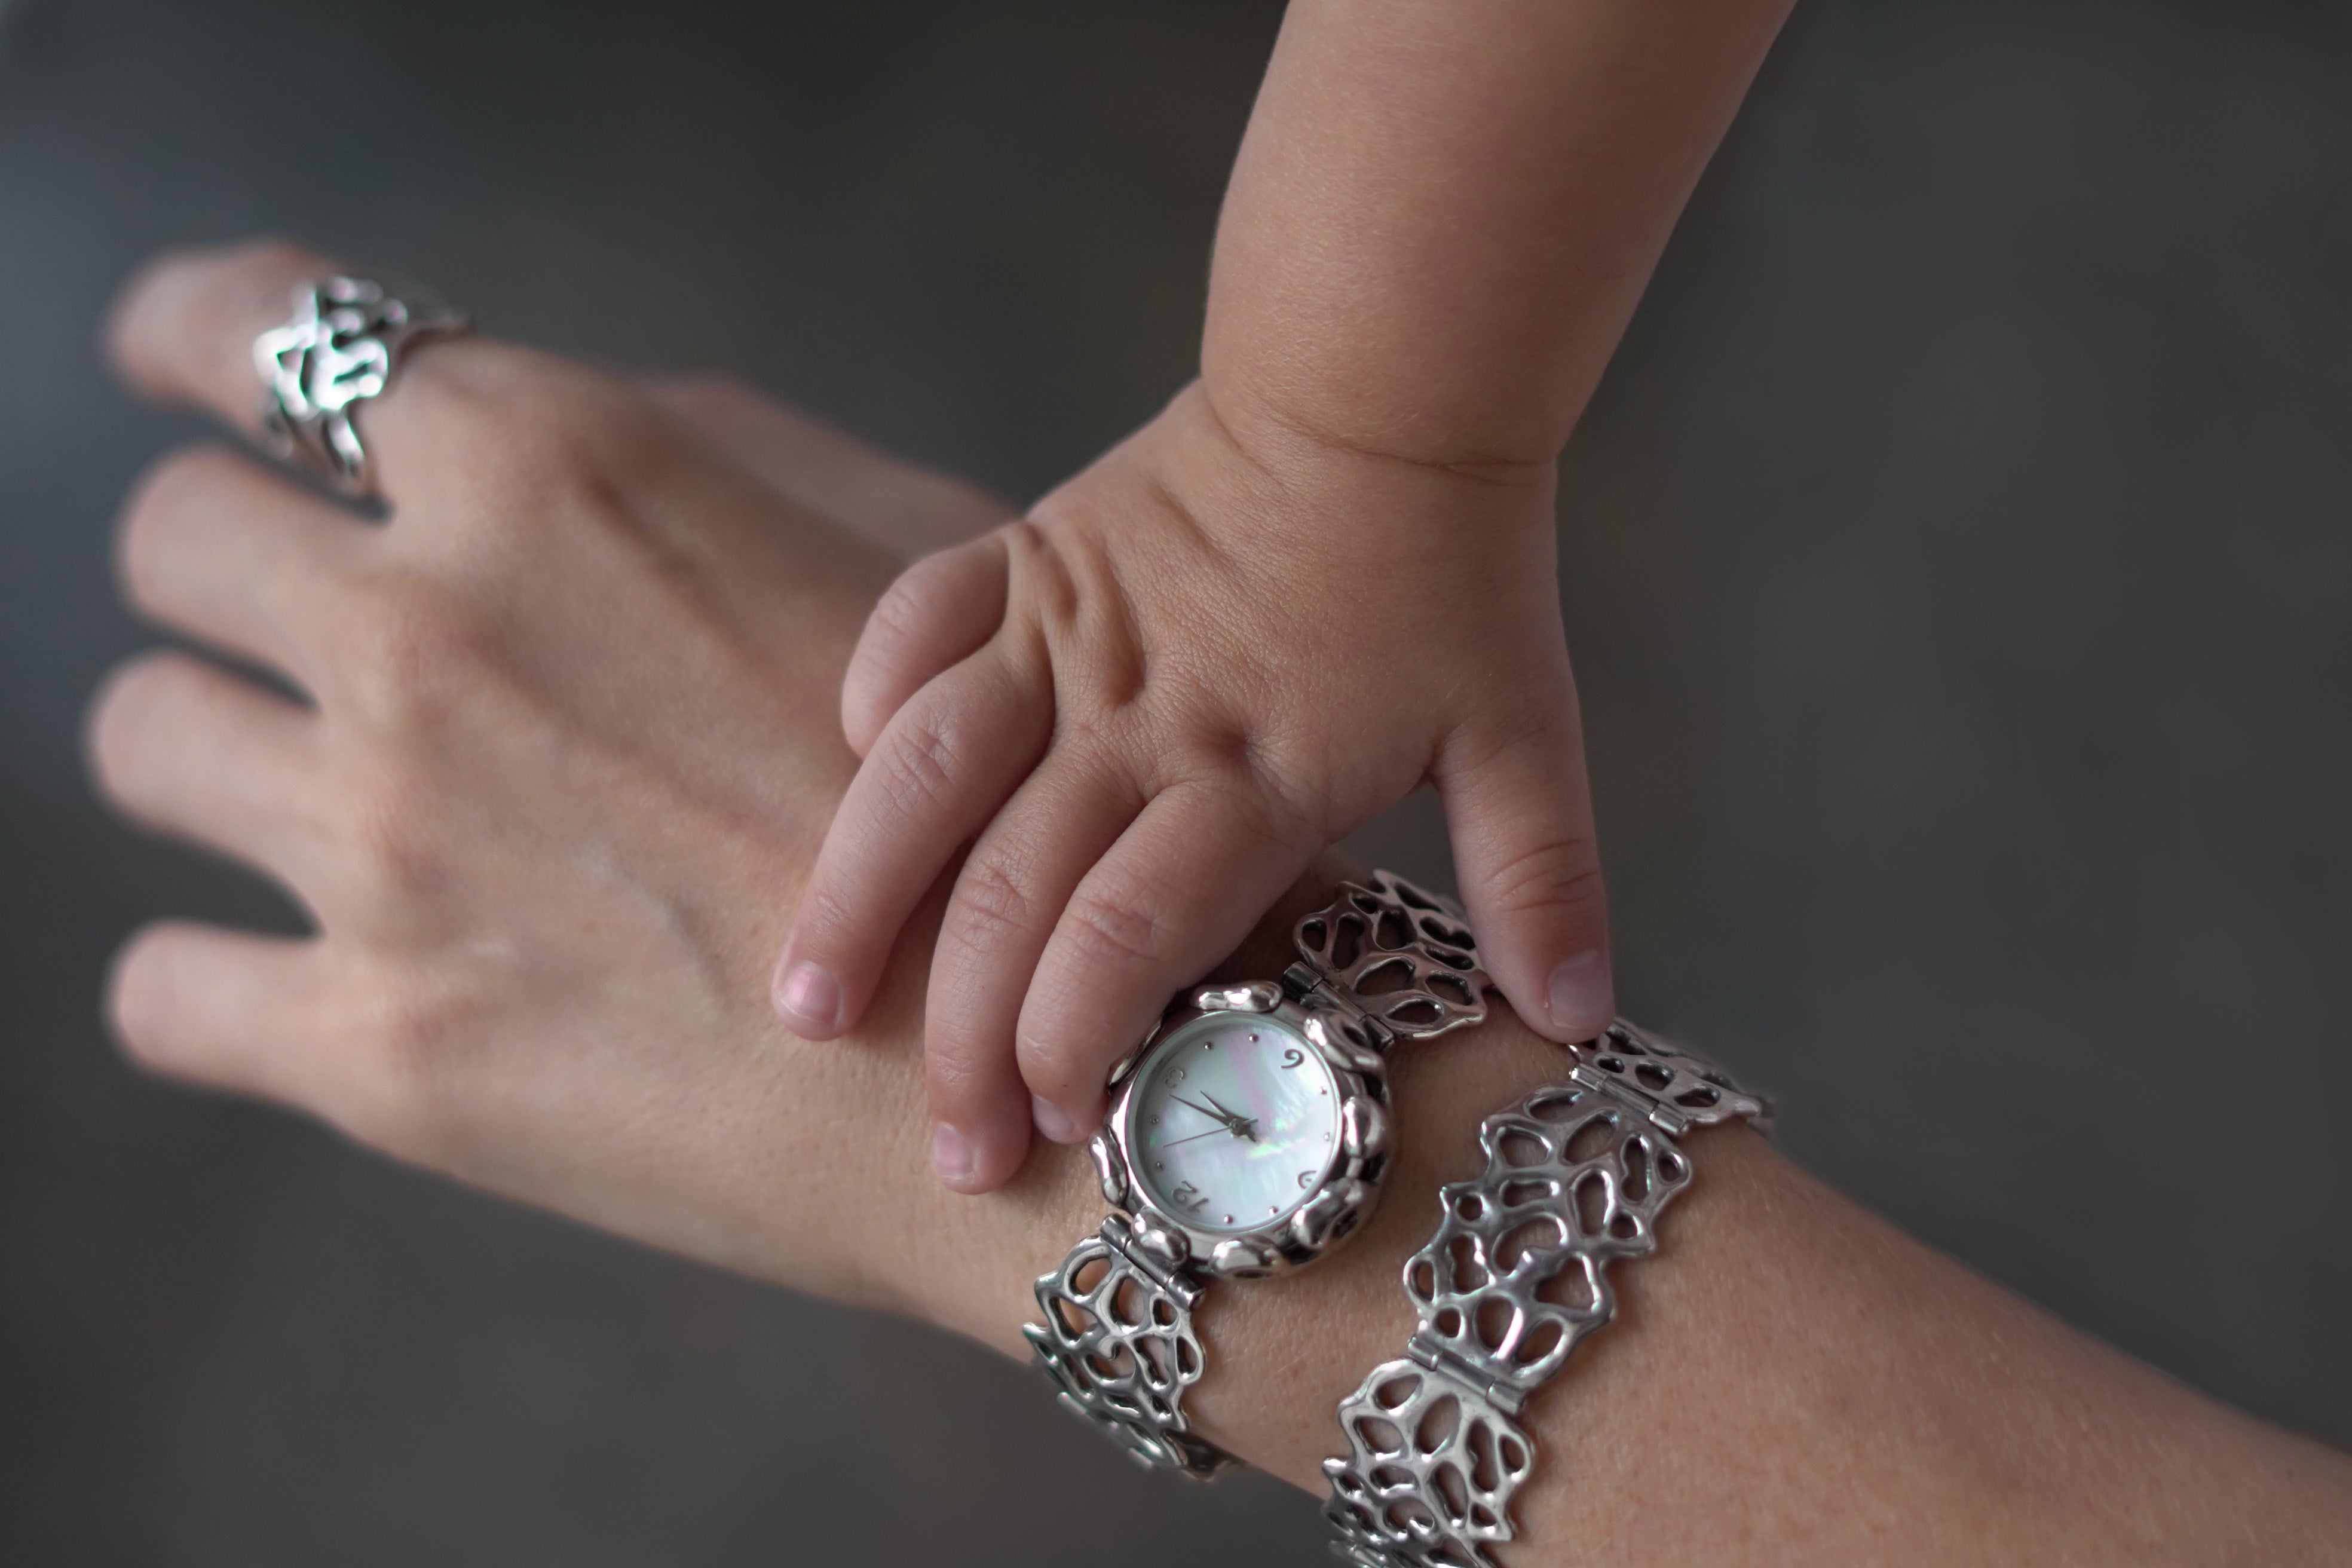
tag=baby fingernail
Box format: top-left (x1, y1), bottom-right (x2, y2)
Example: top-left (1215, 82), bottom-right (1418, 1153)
top-left (1031, 1095), bottom-right (1080, 1144)
top-left (1545, 950), bottom-right (1614, 1042)
top-left (932, 1122), bottom-right (978, 1186)
top-left (774, 959), bottom-right (843, 1034)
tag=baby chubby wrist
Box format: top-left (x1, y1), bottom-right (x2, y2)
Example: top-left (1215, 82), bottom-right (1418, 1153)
top-left (1104, 379), bottom-right (1563, 572)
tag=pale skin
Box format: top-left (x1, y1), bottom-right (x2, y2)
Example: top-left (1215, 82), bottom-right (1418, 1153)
top-left (776, 0), bottom-right (1806, 1195)
top-left (89, 242), bottom-right (2352, 1566)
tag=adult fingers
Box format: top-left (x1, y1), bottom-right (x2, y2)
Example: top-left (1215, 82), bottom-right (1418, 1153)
top-left (115, 443), bottom-right (363, 691)
top-left (105, 237), bottom-right (498, 510)
top-left (643, 375), bottom-right (1015, 558)
top-left (87, 651), bottom-right (324, 901)
top-left (1016, 778), bottom-right (1321, 1138)
top-left (841, 535), bottom-right (1009, 757)
top-left (921, 754), bottom-right (1142, 1193)
top-left (1437, 712), bottom-right (1614, 1043)
top-left (772, 642), bottom-right (1052, 1043)
top-left (106, 922), bottom-right (334, 1108)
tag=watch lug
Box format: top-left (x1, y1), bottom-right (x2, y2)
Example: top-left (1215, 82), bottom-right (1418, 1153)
top-left (1192, 979), bottom-right (1281, 1013)
top-left (1088, 1129), bottom-right (1129, 1208)
top-left (1208, 1238), bottom-right (1278, 1279)
top-left (1127, 1212), bottom-right (1193, 1274)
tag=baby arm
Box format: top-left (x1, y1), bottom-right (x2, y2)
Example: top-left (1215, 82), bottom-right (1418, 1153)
top-left (777, 0), bottom-right (1798, 1192)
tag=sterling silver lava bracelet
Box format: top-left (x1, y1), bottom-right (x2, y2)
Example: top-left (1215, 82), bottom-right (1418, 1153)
top-left (1321, 1021), bottom-right (1767, 1568)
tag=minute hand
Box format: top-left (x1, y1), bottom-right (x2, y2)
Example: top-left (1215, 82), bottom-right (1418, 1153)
top-left (1200, 1093), bottom-right (1259, 1140)
top-left (1171, 1094), bottom-right (1242, 1129)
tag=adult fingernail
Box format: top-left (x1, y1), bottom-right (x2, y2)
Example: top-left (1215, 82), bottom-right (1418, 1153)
top-left (1545, 950), bottom-right (1614, 1042)
top-left (932, 1122), bottom-right (978, 1187)
top-left (1031, 1094), bottom-right (1080, 1144)
top-left (774, 958), bottom-right (843, 1035)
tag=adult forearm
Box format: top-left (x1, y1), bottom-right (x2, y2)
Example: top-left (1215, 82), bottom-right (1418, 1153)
top-left (91, 241), bottom-right (2349, 1566)
top-left (1204, 0), bottom-right (1795, 475)
top-left (860, 871), bottom-right (2350, 1564)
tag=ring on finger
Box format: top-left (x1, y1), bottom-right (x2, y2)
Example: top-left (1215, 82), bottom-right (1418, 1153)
top-left (253, 273), bottom-right (467, 497)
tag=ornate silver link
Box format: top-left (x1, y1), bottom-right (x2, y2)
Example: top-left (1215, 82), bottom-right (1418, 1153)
top-left (254, 274), bottom-right (467, 495)
top-left (1289, 870), bottom-right (1489, 1045)
top-left (1321, 1021), bottom-right (1766, 1568)
top-left (1029, 871), bottom-right (1488, 1478)
top-left (1024, 1215), bottom-right (1237, 1478)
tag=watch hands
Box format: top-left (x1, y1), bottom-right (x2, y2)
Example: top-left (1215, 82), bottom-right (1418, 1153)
top-left (1201, 1092), bottom-right (1260, 1141)
top-left (1160, 1126), bottom-right (1240, 1149)
top-left (1170, 1094), bottom-right (1258, 1143)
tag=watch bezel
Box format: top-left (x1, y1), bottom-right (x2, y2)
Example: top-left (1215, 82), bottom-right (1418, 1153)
top-left (1092, 986), bottom-right (1392, 1281)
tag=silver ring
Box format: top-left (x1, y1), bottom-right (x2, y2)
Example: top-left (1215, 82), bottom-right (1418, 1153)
top-left (253, 274), bottom-right (468, 496)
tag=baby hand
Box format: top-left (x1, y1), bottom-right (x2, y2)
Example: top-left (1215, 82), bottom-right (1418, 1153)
top-left (774, 385), bottom-right (1613, 1191)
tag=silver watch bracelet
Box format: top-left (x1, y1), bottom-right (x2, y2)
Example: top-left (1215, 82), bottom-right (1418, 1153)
top-left (1024, 871), bottom-right (1490, 1481)
top-left (1320, 1021), bottom-right (1768, 1568)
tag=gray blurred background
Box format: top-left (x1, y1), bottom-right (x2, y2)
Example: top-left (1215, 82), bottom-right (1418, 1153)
top-left (2, 0), bottom-right (2346, 1560)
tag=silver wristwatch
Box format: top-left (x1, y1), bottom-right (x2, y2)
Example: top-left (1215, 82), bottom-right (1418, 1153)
top-left (1321, 1021), bottom-right (1768, 1567)
top-left (1024, 871), bottom-right (1491, 1477)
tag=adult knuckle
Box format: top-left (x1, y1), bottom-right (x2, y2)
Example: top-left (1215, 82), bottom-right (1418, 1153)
top-left (339, 760), bottom-right (449, 902)
top-left (327, 572), bottom-right (483, 733)
top-left (333, 975), bottom-right (479, 1158)
top-left (426, 354), bottom-right (654, 495)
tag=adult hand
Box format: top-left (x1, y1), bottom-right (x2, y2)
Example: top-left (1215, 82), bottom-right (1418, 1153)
top-left (84, 240), bottom-right (2352, 1566)
top-left (87, 239), bottom-right (1071, 1335)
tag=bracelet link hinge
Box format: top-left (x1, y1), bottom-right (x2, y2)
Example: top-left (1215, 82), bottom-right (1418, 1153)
top-left (1403, 1333), bottom-right (1529, 1417)
top-left (1570, 1060), bottom-right (1692, 1138)
top-left (1098, 1216), bottom-right (1205, 1303)
top-left (1282, 963), bottom-right (1399, 1055)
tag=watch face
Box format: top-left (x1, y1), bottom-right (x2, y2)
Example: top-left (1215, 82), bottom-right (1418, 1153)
top-left (1126, 1012), bottom-right (1344, 1236)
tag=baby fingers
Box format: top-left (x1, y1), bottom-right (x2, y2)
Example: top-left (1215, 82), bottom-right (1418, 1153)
top-left (774, 639), bottom-right (1051, 1042)
top-left (1014, 780), bottom-right (1321, 1147)
top-left (1438, 712), bottom-right (1615, 1045)
top-left (840, 533), bottom-right (1009, 757)
top-left (920, 754), bottom-right (1143, 1192)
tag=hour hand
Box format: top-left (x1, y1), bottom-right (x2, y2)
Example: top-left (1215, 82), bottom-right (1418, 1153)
top-left (1202, 1092), bottom-right (1258, 1141)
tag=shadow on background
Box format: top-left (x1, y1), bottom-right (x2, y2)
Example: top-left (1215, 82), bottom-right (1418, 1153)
top-left (2, 0), bottom-right (2345, 1561)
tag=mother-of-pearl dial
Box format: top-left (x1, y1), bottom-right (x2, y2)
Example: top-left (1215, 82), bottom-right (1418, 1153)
top-left (1125, 1012), bottom-right (1344, 1235)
